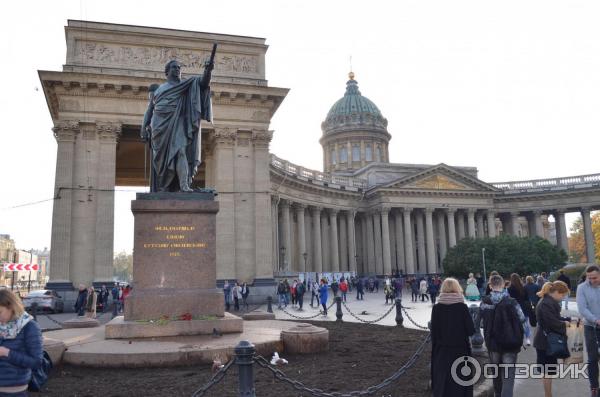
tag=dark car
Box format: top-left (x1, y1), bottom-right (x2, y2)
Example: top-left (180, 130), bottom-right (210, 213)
top-left (22, 289), bottom-right (64, 313)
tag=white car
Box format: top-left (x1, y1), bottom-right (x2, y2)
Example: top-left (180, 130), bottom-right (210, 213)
top-left (22, 290), bottom-right (64, 313)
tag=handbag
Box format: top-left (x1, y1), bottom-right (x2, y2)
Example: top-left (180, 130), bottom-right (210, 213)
top-left (541, 313), bottom-right (570, 359)
top-left (28, 350), bottom-right (53, 392)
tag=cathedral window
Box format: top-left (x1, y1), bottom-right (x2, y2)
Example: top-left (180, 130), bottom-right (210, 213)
top-left (331, 148), bottom-right (336, 164)
top-left (352, 145), bottom-right (360, 161)
top-left (340, 147), bottom-right (348, 163)
top-left (365, 144), bottom-right (372, 161)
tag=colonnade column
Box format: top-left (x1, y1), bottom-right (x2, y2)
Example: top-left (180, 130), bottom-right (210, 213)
top-left (281, 200), bottom-right (292, 270)
top-left (347, 211), bottom-right (357, 273)
top-left (321, 211), bottom-right (329, 269)
top-left (467, 209), bottom-right (476, 238)
top-left (510, 211), bottom-right (520, 236)
top-left (373, 211), bottom-right (383, 275)
top-left (394, 210), bottom-right (406, 273)
top-left (555, 210), bottom-right (568, 252)
top-left (581, 208), bottom-right (596, 263)
top-left (447, 209), bottom-right (457, 248)
top-left (295, 204), bottom-right (307, 272)
top-left (271, 198), bottom-right (279, 272)
top-left (416, 211), bottom-right (426, 271)
top-left (425, 208), bottom-right (436, 274)
top-left (381, 208), bottom-right (392, 276)
top-left (457, 211), bottom-right (466, 240)
top-left (533, 210), bottom-right (544, 238)
top-left (329, 209), bottom-right (340, 272)
top-left (487, 211), bottom-right (496, 238)
top-left (366, 212), bottom-right (375, 274)
top-left (403, 208), bottom-right (415, 274)
top-left (436, 211), bottom-right (447, 263)
top-left (361, 214), bottom-right (368, 272)
top-left (311, 207), bottom-right (323, 273)
top-left (339, 213), bottom-right (348, 271)
top-left (476, 212), bottom-right (485, 238)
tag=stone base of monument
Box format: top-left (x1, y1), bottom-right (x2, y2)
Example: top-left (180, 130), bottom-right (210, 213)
top-left (43, 337), bottom-right (67, 365)
top-left (62, 316), bottom-right (100, 329)
top-left (105, 313), bottom-right (243, 339)
top-left (43, 320), bottom-right (308, 367)
top-left (281, 323), bottom-right (329, 354)
top-left (241, 309), bottom-right (276, 321)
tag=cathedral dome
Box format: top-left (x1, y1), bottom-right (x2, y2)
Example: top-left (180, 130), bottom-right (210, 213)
top-left (321, 72), bottom-right (388, 136)
top-left (320, 72), bottom-right (391, 173)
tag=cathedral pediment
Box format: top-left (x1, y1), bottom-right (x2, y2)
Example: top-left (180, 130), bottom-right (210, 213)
top-left (377, 164), bottom-right (498, 192)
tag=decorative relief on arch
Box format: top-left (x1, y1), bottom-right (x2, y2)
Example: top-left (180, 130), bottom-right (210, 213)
top-left (73, 41), bottom-right (259, 77)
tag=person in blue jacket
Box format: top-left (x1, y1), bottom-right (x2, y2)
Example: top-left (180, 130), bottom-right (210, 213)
top-left (0, 289), bottom-right (43, 396)
top-left (318, 279), bottom-right (329, 316)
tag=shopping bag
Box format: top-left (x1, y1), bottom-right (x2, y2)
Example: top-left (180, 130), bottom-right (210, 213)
top-left (564, 319), bottom-right (584, 365)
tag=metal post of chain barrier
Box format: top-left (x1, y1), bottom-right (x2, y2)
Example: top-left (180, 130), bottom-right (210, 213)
top-left (335, 296), bottom-right (343, 321)
top-left (394, 298), bottom-right (403, 327)
top-left (30, 302), bottom-right (38, 321)
top-left (469, 304), bottom-right (484, 352)
top-left (266, 296), bottom-right (273, 313)
top-left (234, 340), bottom-right (256, 397)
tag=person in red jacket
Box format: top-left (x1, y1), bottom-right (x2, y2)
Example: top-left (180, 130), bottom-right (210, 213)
top-left (339, 278), bottom-right (348, 302)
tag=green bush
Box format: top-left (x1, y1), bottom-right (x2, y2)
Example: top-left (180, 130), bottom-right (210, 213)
top-left (443, 235), bottom-right (567, 278)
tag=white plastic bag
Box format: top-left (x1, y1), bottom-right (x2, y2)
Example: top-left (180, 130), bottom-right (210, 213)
top-left (564, 319), bottom-right (584, 365)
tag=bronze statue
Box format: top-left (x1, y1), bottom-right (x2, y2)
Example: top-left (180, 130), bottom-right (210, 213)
top-left (142, 44), bottom-right (216, 192)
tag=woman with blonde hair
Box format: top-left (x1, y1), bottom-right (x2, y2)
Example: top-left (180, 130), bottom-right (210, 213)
top-left (431, 278), bottom-right (475, 396)
top-left (0, 289), bottom-right (43, 396)
top-left (534, 281), bottom-right (572, 397)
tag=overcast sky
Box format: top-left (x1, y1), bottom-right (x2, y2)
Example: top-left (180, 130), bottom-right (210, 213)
top-left (1, 0), bottom-right (598, 253)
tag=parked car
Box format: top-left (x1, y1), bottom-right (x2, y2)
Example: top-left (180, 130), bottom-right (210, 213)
top-left (22, 289), bottom-right (64, 313)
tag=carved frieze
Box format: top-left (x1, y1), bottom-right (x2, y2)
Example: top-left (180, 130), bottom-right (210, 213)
top-left (252, 130), bottom-right (273, 147)
top-left (73, 41), bottom-right (259, 76)
top-left (96, 122), bottom-right (122, 142)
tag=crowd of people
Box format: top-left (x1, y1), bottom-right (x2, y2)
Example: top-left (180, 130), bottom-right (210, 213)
top-left (430, 264), bottom-right (600, 397)
top-left (72, 283), bottom-right (131, 319)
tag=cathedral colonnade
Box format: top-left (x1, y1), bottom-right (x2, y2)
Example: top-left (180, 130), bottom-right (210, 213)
top-left (271, 197), bottom-right (598, 276)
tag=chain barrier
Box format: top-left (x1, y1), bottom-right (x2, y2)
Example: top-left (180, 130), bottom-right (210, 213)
top-left (190, 358), bottom-right (235, 397)
top-left (253, 332), bottom-right (431, 397)
top-left (279, 300), bottom-right (336, 320)
top-left (341, 301), bottom-right (396, 324)
top-left (400, 305), bottom-right (429, 330)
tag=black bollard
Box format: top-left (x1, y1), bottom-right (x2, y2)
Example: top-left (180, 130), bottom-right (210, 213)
top-left (31, 302), bottom-right (38, 321)
top-left (469, 305), bottom-right (484, 352)
top-left (235, 340), bottom-right (256, 397)
top-left (335, 296), bottom-right (343, 321)
top-left (394, 298), bottom-right (403, 327)
top-left (266, 296), bottom-right (273, 313)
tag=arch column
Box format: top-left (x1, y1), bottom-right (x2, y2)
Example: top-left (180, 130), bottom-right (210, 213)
top-left (582, 207), bottom-right (596, 263)
top-left (311, 207), bottom-right (323, 273)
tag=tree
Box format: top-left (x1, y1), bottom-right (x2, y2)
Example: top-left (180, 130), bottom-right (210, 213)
top-left (443, 235), bottom-right (567, 278)
top-left (113, 251), bottom-right (133, 282)
top-left (568, 212), bottom-right (600, 264)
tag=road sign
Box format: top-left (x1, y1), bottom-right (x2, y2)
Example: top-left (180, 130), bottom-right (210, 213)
top-left (2, 263), bottom-right (40, 271)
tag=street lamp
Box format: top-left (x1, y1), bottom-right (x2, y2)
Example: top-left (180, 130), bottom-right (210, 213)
top-left (482, 247), bottom-right (487, 282)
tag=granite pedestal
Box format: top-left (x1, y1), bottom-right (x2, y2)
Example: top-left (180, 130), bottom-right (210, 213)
top-left (109, 192), bottom-right (241, 339)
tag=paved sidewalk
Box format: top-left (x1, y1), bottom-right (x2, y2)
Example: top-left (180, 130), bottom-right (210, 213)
top-left (36, 310), bottom-right (115, 331)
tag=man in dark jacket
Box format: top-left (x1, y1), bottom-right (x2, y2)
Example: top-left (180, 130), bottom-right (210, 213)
top-left (480, 275), bottom-right (526, 397)
top-left (296, 281), bottom-right (306, 310)
top-left (74, 284), bottom-right (88, 316)
top-left (556, 270), bottom-right (571, 310)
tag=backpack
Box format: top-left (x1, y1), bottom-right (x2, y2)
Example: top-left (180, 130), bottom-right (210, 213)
top-left (489, 296), bottom-right (524, 351)
top-left (29, 351), bottom-right (53, 392)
